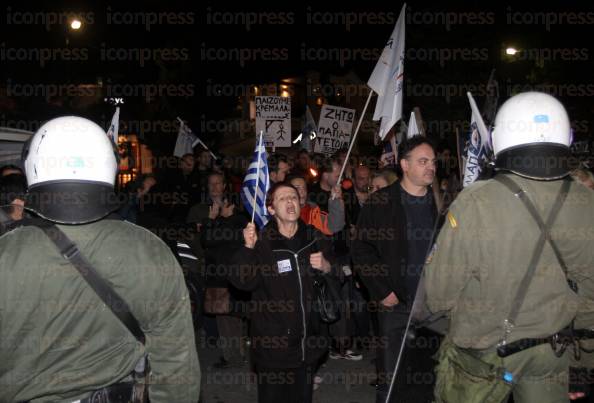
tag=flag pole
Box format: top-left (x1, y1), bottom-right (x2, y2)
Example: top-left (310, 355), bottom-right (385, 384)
top-left (414, 107), bottom-right (443, 214)
top-left (251, 131), bottom-right (264, 224)
top-left (390, 133), bottom-right (398, 166)
top-left (455, 127), bottom-right (464, 186)
top-left (176, 117), bottom-right (218, 160)
top-left (335, 90), bottom-right (374, 188)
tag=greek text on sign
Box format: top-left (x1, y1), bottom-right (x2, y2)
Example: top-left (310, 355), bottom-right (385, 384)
top-left (314, 104), bottom-right (356, 154)
top-left (255, 96), bottom-right (291, 148)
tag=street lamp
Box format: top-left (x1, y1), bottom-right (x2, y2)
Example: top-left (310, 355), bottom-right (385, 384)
top-left (70, 19), bottom-right (82, 30)
top-left (280, 84), bottom-right (290, 97)
top-left (505, 47), bottom-right (518, 56)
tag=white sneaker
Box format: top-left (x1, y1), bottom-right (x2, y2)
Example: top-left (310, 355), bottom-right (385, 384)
top-left (343, 349), bottom-right (363, 361)
top-left (313, 375), bottom-right (323, 390)
top-left (329, 349), bottom-right (363, 361)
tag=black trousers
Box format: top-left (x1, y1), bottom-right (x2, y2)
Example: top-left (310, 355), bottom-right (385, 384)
top-left (376, 305), bottom-right (440, 403)
top-left (256, 364), bottom-right (314, 403)
top-left (376, 305), bottom-right (409, 403)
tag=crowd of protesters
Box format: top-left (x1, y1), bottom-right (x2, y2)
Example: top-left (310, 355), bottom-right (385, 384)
top-left (2, 131), bottom-right (593, 403)
top-left (0, 136), bottom-right (496, 403)
top-left (114, 136), bottom-right (462, 402)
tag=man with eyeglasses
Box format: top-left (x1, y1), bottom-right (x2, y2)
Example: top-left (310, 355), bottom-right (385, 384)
top-left (353, 135), bottom-right (438, 403)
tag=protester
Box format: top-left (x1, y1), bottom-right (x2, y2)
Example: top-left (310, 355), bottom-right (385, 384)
top-left (0, 173), bottom-right (27, 234)
top-left (328, 164), bottom-right (373, 362)
top-left (353, 135), bottom-right (438, 403)
top-left (308, 155), bottom-right (344, 217)
top-left (336, 148), bottom-right (354, 183)
top-left (292, 149), bottom-right (317, 184)
top-left (268, 153), bottom-right (290, 184)
top-left (201, 172), bottom-right (249, 369)
top-left (196, 148), bottom-right (215, 199)
top-left (306, 155), bottom-right (354, 362)
top-left (0, 164), bottom-right (23, 177)
top-left (344, 165), bottom-right (371, 226)
top-left (218, 154), bottom-right (244, 194)
top-left (229, 182), bottom-right (340, 403)
top-left (289, 174), bottom-right (344, 235)
top-left (370, 169), bottom-right (398, 193)
top-left (118, 173), bottom-right (157, 223)
top-left (166, 152), bottom-right (202, 221)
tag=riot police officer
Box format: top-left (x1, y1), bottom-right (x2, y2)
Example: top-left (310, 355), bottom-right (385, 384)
top-left (424, 92), bottom-right (594, 403)
top-left (0, 116), bottom-right (200, 402)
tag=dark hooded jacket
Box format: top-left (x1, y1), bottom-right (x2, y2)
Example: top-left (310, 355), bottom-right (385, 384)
top-left (229, 219), bottom-right (341, 368)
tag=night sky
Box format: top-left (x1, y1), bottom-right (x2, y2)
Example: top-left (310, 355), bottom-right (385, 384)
top-left (1, 1), bottom-right (593, 157)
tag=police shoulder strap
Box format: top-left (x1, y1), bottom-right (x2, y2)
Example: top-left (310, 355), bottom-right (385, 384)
top-left (494, 174), bottom-right (571, 347)
top-left (21, 218), bottom-right (146, 344)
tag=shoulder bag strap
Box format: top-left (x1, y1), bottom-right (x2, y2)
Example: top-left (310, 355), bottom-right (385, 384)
top-left (21, 218), bottom-right (145, 343)
top-left (494, 174), bottom-right (571, 345)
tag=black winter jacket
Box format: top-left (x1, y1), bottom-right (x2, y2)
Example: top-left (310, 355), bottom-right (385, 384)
top-left (352, 181), bottom-right (436, 304)
top-left (229, 219), bottom-right (340, 369)
top-left (202, 211), bottom-right (248, 287)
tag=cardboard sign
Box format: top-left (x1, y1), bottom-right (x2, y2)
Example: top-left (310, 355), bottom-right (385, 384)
top-left (314, 104), bottom-right (355, 154)
top-left (255, 96), bottom-right (291, 148)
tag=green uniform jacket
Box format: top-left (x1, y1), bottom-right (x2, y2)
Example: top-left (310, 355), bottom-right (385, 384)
top-left (0, 219), bottom-right (200, 403)
top-left (424, 173), bottom-right (594, 350)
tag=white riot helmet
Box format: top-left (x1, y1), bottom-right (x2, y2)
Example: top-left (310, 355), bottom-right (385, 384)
top-left (492, 92), bottom-right (577, 180)
top-left (23, 116), bottom-right (120, 224)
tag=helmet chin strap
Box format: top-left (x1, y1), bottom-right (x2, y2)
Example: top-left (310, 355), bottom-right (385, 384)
top-left (23, 205), bottom-right (113, 225)
top-left (495, 167), bottom-right (570, 181)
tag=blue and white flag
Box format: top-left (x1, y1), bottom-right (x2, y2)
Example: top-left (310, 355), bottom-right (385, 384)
top-left (463, 92), bottom-right (491, 187)
top-left (380, 132), bottom-right (398, 167)
top-left (241, 133), bottom-right (270, 228)
top-left (106, 107), bottom-right (119, 146)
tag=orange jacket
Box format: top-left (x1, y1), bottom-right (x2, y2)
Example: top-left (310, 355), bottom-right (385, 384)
top-left (300, 203), bottom-right (332, 235)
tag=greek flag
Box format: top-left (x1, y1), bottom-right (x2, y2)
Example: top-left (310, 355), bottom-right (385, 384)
top-left (241, 133), bottom-right (270, 228)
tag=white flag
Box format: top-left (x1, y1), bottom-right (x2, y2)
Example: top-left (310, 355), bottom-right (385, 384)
top-left (106, 107), bottom-right (119, 146)
top-left (463, 92), bottom-right (491, 187)
top-left (407, 111), bottom-right (420, 139)
top-left (467, 92), bottom-right (491, 152)
top-left (174, 119), bottom-right (217, 160)
top-left (173, 121), bottom-right (198, 158)
top-left (368, 4), bottom-right (406, 140)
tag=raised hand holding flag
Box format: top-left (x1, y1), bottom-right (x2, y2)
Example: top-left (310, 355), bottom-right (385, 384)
top-left (241, 131), bottom-right (270, 228)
